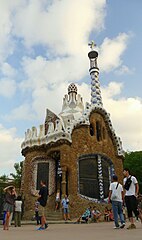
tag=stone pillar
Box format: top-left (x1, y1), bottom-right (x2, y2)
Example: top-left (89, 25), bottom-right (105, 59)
top-left (97, 155), bottom-right (104, 200)
top-left (61, 166), bottom-right (67, 196)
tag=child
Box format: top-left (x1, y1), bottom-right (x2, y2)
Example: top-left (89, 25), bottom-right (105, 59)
top-left (55, 190), bottom-right (60, 211)
top-left (104, 207), bottom-right (109, 221)
top-left (14, 196), bottom-right (22, 227)
top-left (35, 200), bottom-right (41, 225)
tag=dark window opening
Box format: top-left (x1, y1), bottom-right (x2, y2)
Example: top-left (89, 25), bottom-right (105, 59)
top-left (79, 157), bottom-right (99, 199)
top-left (102, 127), bottom-right (106, 139)
top-left (96, 121), bottom-right (102, 141)
top-left (90, 123), bottom-right (94, 136)
top-left (36, 162), bottom-right (49, 190)
top-left (78, 154), bottom-right (114, 200)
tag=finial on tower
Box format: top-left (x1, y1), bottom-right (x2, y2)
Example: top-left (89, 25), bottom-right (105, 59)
top-left (88, 40), bottom-right (98, 60)
top-left (88, 41), bottom-right (103, 107)
top-left (88, 40), bottom-right (97, 51)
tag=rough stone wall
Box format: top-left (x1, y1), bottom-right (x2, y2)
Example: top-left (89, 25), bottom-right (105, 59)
top-left (22, 112), bottom-right (123, 219)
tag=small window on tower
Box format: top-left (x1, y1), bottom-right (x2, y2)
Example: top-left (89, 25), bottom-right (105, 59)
top-left (96, 121), bottom-right (102, 141)
top-left (102, 127), bottom-right (106, 139)
top-left (90, 124), bottom-right (94, 136)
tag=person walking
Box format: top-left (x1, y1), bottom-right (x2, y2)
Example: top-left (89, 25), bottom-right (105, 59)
top-left (123, 168), bottom-right (142, 229)
top-left (37, 180), bottom-right (48, 230)
top-left (108, 175), bottom-right (125, 229)
top-left (14, 195), bottom-right (22, 227)
top-left (3, 186), bottom-right (17, 230)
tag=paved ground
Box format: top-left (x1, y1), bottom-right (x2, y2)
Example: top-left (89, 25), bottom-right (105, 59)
top-left (0, 221), bottom-right (142, 240)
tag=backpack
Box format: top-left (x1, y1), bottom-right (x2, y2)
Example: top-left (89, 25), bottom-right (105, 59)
top-left (111, 183), bottom-right (119, 200)
top-left (124, 176), bottom-right (132, 191)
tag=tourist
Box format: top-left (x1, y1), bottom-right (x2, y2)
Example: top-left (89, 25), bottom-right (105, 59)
top-left (76, 206), bottom-right (92, 223)
top-left (109, 175), bottom-right (125, 229)
top-left (104, 207), bottom-right (109, 221)
top-left (91, 206), bottom-right (101, 222)
top-left (55, 189), bottom-right (60, 211)
top-left (14, 195), bottom-right (22, 227)
top-left (123, 168), bottom-right (142, 229)
top-left (37, 180), bottom-right (48, 230)
top-left (34, 200), bottom-right (41, 225)
top-left (108, 209), bottom-right (114, 221)
top-left (3, 185), bottom-right (17, 230)
top-left (61, 194), bottom-right (71, 221)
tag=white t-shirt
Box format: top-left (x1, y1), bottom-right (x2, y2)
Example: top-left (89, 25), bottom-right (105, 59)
top-left (109, 182), bottom-right (123, 202)
top-left (123, 176), bottom-right (138, 196)
top-left (15, 200), bottom-right (22, 212)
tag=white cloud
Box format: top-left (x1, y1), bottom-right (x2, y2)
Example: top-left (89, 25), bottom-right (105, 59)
top-left (0, 0), bottom-right (21, 63)
top-left (0, 124), bottom-right (23, 175)
top-left (3, 103), bottom-right (36, 121)
top-left (102, 81), bottom-right (123, 98)
top-left (115, 65), bottom-right (135, 75)
top-left (99, 33), bottom-right (130, 72)
top-left (0, 78), bottom-right (16, 97)
top-left (101, 82), bottom-right (142, 151)
top-left (13, 0), bottom-right (106, 55)
top-left (1, 62), bottom-right (17, 78)
top-left (21, 55), bottom-right (88, 90)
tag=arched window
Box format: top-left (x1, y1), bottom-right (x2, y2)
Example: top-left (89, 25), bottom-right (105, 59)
top-left (36, 162), bottom-right (49, 190)
top-left (78, 154), bottom-right (114, 201)
top-left (90, 123), bottom-right (94, 136)
top-left (79, 155), bottom-right (99, 199)
top-left (102, 127), bottom-right (106, 140)
top-left (96, 121), bottom-right (102, 141)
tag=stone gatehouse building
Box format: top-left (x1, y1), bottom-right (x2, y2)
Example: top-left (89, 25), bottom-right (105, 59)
top-left (21, 45), bottom-right (124, 218)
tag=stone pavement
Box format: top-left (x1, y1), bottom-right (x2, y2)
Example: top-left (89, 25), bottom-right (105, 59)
top-left (0, 221), bottom-right (142, 240)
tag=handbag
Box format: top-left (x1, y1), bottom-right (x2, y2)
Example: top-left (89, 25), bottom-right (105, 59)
top-left (124, 176), bottom-right (132, 190)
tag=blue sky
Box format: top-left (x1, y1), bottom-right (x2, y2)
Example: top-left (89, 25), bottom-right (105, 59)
top-left (0, 0), bottom-right (142, 175)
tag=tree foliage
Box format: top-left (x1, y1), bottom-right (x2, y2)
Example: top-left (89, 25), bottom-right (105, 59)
top-left (10, 161), bottom-right (23, 189)
top-left (124, 151), bottom-right (142, 192)
top-left (0, 174), bottom-right (9, 182)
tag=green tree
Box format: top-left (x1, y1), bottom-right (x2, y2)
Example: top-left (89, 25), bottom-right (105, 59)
top-left (0, 174), bottom-right (9, 182)
top-left (124, 151), bottom-right (142, 192)
top-left (10, 161), bottom-right (23, 189)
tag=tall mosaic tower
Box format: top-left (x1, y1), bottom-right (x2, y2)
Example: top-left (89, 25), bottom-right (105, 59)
top-left (88, 41), bottom-right (103, 107)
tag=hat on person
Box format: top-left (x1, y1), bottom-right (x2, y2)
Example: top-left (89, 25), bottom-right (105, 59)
top-left (3, 185), bottom-right (14, 192)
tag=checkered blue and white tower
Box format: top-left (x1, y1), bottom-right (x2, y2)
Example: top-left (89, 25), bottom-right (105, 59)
top-left (88, 41), bottom-right (103, 107)
top-left (88, 41), bottom-right (104, 201)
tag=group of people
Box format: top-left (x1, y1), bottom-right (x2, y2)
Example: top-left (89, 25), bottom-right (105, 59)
top-left (75, 206), bottom-right (101, 224)
top-left (2, 167), bottom-right (142, 231)
top-left (108, 168), bottom-right (142, 229)
top-left (104, 207), bottom-right (114, 222)
top-left (2, 180), bottom-right (48, 231)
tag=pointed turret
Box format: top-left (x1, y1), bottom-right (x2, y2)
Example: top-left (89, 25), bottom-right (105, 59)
top-left (88, 41), bottom-right (103, 107)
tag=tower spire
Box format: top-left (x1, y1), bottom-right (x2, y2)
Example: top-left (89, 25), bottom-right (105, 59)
top-left (88, 41), bottom-right (103, 107)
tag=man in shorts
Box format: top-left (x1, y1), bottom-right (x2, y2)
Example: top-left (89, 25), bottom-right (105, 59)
top-left (123, 168), bottom-right (142, 229)
top-left (61, 195), bottom-right (70, 221)
top-left (37, 180), bottom-right (48, 230)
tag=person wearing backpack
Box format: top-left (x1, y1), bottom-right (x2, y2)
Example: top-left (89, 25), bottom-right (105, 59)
top-left (108, 175), bottom-right (125, 229)
top-left (123, 168), bottom-right (142, 229)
